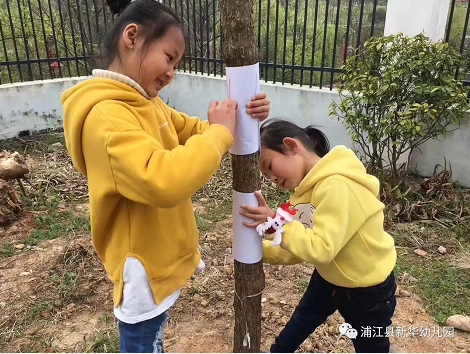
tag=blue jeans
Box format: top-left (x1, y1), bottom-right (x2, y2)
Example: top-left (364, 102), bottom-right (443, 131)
top-left (270, 270), bottom-right (397, 353)
top-left (119, 312), bottom-right (169, 353)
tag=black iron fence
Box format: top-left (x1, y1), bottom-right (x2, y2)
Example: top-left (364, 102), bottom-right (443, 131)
top-left (0, 0), bottom-right (114, 84)
top-left (163, 0), bottom-right (387, 89)
top-left (0, 0), bottom-right (469, 89)
top-left (445, 0), bottom-right (470, 84)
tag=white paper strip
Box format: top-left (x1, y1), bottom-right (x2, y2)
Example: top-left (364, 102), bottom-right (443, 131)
top-left (232, 190), bottom-right (263, 264)
top-left (226, 63), bottom-right (261, 155)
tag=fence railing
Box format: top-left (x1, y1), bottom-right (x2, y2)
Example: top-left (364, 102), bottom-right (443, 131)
top-left (0, 0), bottom-right (469, 90)
top-left (163, 0), bottom-right (387, 89)
top-left (0, 0), bottom-right (113, 84)
top-left (445, 0), bottom-right (470, 84)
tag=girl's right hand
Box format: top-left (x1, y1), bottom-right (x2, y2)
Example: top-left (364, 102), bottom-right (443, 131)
top-left (208, 99), bottom-right (238, 136)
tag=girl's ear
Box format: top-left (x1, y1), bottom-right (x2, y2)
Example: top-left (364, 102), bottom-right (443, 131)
top-left (283, 137), bottom-right (300, 154)
top-left (122, 23), bottom-right (139, 49)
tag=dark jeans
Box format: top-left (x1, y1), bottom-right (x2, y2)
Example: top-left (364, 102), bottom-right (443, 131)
top-left (119, 312), bottom-right (168, 353)
top-left (270, 270), bottom-right (397, 353)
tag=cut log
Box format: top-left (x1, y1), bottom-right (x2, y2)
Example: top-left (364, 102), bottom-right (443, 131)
top-left (0, 151), bottom-right (29, 181)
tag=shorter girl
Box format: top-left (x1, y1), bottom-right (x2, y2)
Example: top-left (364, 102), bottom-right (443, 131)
top-left (240, 119), bottom-right (397, 353)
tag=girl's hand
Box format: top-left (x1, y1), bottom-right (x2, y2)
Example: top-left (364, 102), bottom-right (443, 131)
top-left (208, 99), bottom-right (238, 136)
top-left (246, 92), bottom-right (270, 121)
top-left (240, 191), bottom-right (275, 228)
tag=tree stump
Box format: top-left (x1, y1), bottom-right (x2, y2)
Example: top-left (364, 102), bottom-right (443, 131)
top-left (0, 151), bottom-right (29, 227)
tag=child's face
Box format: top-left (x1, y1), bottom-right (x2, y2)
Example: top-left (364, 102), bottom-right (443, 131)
top-left (260, 145), bottom-right (307, 191)
top-left (118, 25), bottom-right (185, 97)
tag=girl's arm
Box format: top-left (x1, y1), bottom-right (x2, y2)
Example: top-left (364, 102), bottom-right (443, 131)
top-left (169, 107), bottom-right (210, 145)
top-left (99, 104), bottom-right (233, 207)
top-left (280, 178), bottom-right (366, 265)
top-left (166, 92), bottom-right (271, 145)
top-left (262, 238), bottom-right (302, 265)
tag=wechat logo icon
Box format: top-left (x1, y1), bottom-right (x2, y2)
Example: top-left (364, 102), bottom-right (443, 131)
top-left (339, 323), bottom-right (358, 339)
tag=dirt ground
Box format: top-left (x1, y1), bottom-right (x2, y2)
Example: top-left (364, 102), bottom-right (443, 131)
top-left (1, 213), bottom-right (469, 353)
top-left (0, 135), bottom-right (469, 353)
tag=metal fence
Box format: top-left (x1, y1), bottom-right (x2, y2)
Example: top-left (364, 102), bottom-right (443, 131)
top-left (0, 0), bottom-right (114, 84)
top-left (0, 0), bottom-right (469, 89)
top-left (163, 0), bottom-right (387, 89)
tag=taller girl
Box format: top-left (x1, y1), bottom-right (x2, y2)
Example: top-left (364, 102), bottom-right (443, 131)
top-left (61, 1), bottom-right (270, 352)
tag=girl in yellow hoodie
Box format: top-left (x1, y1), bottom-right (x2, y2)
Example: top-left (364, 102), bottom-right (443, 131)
top-left (241, 119), bottom-right (397, 353)
top-left (61, 0), bottom-right (270, 352)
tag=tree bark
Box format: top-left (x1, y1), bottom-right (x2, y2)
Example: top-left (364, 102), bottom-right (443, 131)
top-left (220, 1), bottom-right (265, 352)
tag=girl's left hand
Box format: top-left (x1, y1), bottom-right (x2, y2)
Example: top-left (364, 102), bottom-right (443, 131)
top-left (246, 92), bottom-right (270, 121)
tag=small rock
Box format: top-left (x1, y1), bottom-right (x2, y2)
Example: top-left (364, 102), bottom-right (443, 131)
top-left (261, 297), bottom-right (267, 303)
top-left (54, 300), bottom-right (62, 308)
top-left (66, 303), bottom-right (75, 311)
top-left (438, 246), bottom-right (447, 254)
top-left (48, 142), bottom-right (63, 152)
top-left (277, 266), bottom-right (283, 271)
top-left (19, 271), bottom-right (30, 276)
top-left (0, 302), bottom-right (5, 309)
top-left (24, 326), bottom-right (38, 335)
top-left (201, 300), bottom-right (209, 307)
top-left (215, 291), bottom-right (225, 299)
top-left (212, 258), bottom-right (219, 266)
top-left (395, 285), bottom-right (400, 297)
top-left (446, 315), bottom-right (470, 332)
top-left (414, 249), bottom-right (427, 256)
top-left (223, 266), bottom-right (233, 276)
top-left (14, 244), bottom-right (25, 249)
top-left (400, 290), bottom-right (411, 297)
top-left (207, 236), bottom-right (217, 243)
top-left (202, 244), bottom-right (211, 252)
top-left (279, 300), bottom-right (287, 305)
top-left (337, 339), bottom-right (347, 347)
top-left (408, 274), bottom-right (418, 283)
top-left (9, 225), bottom-right (18, 232)
top-left (409, 318), bottom-right (414, 324)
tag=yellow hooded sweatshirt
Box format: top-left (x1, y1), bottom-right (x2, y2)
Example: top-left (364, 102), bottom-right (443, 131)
top-left (263, 146), bottom-right (396, 288)
top-left (61, 76), bottom-right (233, 306)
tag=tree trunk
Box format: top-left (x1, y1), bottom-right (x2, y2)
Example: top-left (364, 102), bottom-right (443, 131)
top-left (219, 1), bottom-right (265, 352)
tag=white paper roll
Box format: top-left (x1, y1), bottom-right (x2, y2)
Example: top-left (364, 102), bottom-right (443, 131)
top-left (226, 63), bottom-right (261, 155)
top-left (232, 190), bottom-right (263, 264)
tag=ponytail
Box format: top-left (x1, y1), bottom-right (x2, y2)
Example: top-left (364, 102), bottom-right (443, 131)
top-left (303, 126), bottom-right (330, 157)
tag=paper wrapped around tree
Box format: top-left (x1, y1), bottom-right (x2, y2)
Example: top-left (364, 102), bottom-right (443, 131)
top-left (232, 190), bottom-right (263, 264)
top-left (226, 63), bottom-right (261, 155)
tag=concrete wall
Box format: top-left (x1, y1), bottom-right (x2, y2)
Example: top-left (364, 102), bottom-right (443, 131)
top-left (159, 72), bottom-right (352, 149)
top-left (0, 77), bottom-right (86, 140)
top-left (1, 73), bottom-right (469, 186)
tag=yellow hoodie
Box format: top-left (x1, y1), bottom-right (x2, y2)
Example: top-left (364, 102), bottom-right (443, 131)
top-left (263, 146), bottom-right (396, 288)
top-left (61, 76), bottom-right (233, 306)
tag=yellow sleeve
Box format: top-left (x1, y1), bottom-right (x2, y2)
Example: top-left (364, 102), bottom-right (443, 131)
top-left (262, 239), bottom-right (302, 265)
top-left (99, 106), bottom-right (233, 208)
top-left (280, 178), bottom-right (366, 265)
top-left (169, 108), bottom-right (210, 145)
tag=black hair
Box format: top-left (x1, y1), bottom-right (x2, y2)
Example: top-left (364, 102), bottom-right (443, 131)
top-left (98, 0), bottom-right (182, 68)
top-left (260, 119), bottom-right (330, 158)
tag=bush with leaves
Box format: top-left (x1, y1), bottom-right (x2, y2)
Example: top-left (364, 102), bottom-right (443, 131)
top-left (329, 33), bottom-right (468, 186)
